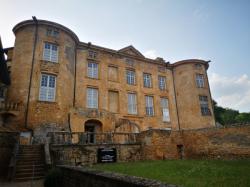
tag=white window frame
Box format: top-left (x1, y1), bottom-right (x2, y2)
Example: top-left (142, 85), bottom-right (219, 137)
top-left (126, 69), bottom-right (136, 85)
top-left (196, 74), bottom-right (205, 88)
top-left (87, 61), bottom-right (98, 79)
top-left (145, 96), bottom-right (154, 116)
top-left (161, 98), bottom-right (170, 122)
top-left (43, 42), bottom-right (58, 63)
top-left (127, 93), bottom-right (137, 114)
top-left (39, 74), bottom-right (56, 102)
top-left (158, 76), bottom-right (166, 90)
top-left (87, 88), bottom-right (98, 109)
top-left (143, 73), bottom-right (152, 88)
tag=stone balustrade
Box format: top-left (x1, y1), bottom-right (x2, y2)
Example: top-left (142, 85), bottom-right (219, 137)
top-left (0, 101), bottom-right (21, 111)
top-left (48, 131), bottom-right (140, 145)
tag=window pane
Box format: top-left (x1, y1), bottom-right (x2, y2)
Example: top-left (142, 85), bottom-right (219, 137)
top-left (196, 74), bottom-right (205, 88)
top-left (87, 88), bottom-right (98, 108)
top-left (39, 74), bottom-right (56, 102)
top-left (145, 96), bottom-right (154, 116)
top-left (144, 73), bottom-right (152, 88)
top-left (43, 42), bottom-right (58, 63)
top-left (126, 70), bottom-right (135, 85)
top-left (199, 96), bottom-right (211, 116)
top-left (159, 76), bottom-right (166, 90)
top-left (88, 62), bottom-right (98, 78)
top-left (128, 93), bottom-right (137, 114)
top-left (161, 98), bottom-right (170, 122)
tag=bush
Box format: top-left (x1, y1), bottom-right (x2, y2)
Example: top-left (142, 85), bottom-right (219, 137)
top-left (44, 168), bottom-right (63, 187)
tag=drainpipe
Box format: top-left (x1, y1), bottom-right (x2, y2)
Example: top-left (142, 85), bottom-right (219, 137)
top-left (169, 66), bottom-right (181, 131)
top-left (73, 45), bottom-right (77, 107)
top-left (24, 16), bottom-right (38, 129)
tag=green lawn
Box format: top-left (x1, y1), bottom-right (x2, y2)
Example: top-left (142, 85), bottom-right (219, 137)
top-left (93, 160), bottom-right (250, 187)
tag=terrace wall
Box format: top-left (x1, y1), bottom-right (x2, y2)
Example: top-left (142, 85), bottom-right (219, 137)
top-left (140, 125), bottom-right (250, 160)
top-left (49, 125), bottom-right (250, 165)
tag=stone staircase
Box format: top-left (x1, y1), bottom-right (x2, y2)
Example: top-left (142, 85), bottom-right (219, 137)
top-left (15, 145), bottom-right (45, 181)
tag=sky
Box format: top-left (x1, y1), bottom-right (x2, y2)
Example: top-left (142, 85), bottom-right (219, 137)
top-left (1, 0), bottom-right (250, 112)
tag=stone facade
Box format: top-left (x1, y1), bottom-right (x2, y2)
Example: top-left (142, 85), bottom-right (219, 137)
top-left (4, 19), bottom-right (215, 140)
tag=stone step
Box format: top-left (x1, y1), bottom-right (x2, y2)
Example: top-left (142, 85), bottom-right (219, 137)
top-left (15, 176), bottom-right (44, 182)
top-left (16, 160), bottom-right (44, 167)
top-left (16, 164), bottom-right (45, 170)
top-left (15, 171), bottom-right (45, 178)
top-left (16, 167), bottom-right (45, 174)
top-left (17, 156), bottom-right (43, 161)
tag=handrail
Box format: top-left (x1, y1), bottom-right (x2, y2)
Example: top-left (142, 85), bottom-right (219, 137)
top-left (8, 135), bottom-right (20, 181)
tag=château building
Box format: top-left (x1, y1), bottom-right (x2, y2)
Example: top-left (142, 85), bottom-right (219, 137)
top-left (1, 18), bottom-right (215, 142)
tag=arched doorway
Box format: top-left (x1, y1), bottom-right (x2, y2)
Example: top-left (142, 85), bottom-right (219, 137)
top-left (84, 119), bottom-right (102, 143)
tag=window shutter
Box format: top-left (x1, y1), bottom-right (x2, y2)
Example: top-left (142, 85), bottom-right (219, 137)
top-left (109, 91), bottom-right (119, 113)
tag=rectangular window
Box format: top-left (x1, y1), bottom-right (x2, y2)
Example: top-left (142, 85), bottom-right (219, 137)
top-left (199, 96), bottom-right (211, 116)
top-left (126, 70), bottom-right (136, 85)
top-left (87, 61), bottom-right (98, 79)
top-left (143, 73), bottom-right (152, 88)
top-left (108, 66), bottom-right (118, 82)
top-left (39, 74), bottom-right (56, 102)
top-left (158, 76), bottom-right (166, 90)
top-left (43, 42), bottom-right (58, 63)
top-left (87, 88), bottom-right (98, 109)
top-left (127, 93), bottom-right (137, 114)
top-left (108, 91), bottom-right (119, 113)
top-left (196, 74), bottom-right (205, 88)
top-left (161, 98), bottom-right (170, 122)
top-left (145, 96), bottom-right (154, 116)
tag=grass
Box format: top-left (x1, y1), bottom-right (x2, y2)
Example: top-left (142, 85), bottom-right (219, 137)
top-left (93, 159), bottom-right (250, 187)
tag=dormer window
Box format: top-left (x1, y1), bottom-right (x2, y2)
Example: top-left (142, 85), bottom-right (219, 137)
top-left (46, 28), bottom-right (59, 38)
top-left (195, 63), bottom-right (202, 69)
top-left (88, 50), bottom-right (98, 59)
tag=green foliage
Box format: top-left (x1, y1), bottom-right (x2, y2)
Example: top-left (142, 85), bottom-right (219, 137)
top-left (44, 168), bottom-right (63, 187)
top-left (93, 160), bottom-right (250, 187)
top-left (213, 100), bottom-right (250, 125)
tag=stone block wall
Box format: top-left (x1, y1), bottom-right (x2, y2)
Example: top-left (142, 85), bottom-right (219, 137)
top-left (181, 125), bottom-right (250, 159)
top-left (57, 166), bottom-right (177, 187)
top-left (50, 144), bottom-right (142, 165)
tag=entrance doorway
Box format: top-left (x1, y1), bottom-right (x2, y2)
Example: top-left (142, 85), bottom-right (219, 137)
top-left (84, 120), bottom-right (102, 143)
top-left (177, 145), bottom-right (184, 159)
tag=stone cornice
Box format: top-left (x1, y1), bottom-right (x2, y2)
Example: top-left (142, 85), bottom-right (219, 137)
top-left (13, 19), bottom-right (79, 43)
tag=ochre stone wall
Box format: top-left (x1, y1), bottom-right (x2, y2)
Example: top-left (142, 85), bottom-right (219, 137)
top-left (181, 125), bottom-right (250, 159)
top-left (50, 144), bottom-right (142, 165)
top-left (140, 125), bottom-right (250, 160)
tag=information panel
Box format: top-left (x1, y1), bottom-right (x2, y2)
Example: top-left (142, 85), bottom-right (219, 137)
top-left (97, 148), bottom-right (117, 163)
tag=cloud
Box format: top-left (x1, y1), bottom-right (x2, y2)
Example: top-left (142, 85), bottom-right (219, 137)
top-left (144, 50), bottom-right (158, 59)
top-left (209, 73), bottom-right (250, 112)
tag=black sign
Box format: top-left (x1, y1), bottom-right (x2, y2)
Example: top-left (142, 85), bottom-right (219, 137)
top-left (97, 148), bottom-right (117, 163)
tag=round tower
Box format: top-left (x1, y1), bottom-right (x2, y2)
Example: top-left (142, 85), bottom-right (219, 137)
top-left (8, 19), bottom-right (79, 131)
top-left (173, 59), bottom-right (215, 129)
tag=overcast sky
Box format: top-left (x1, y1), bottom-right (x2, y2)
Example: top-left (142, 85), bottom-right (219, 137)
top-left (1, 0), bottom-right (250, 112)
